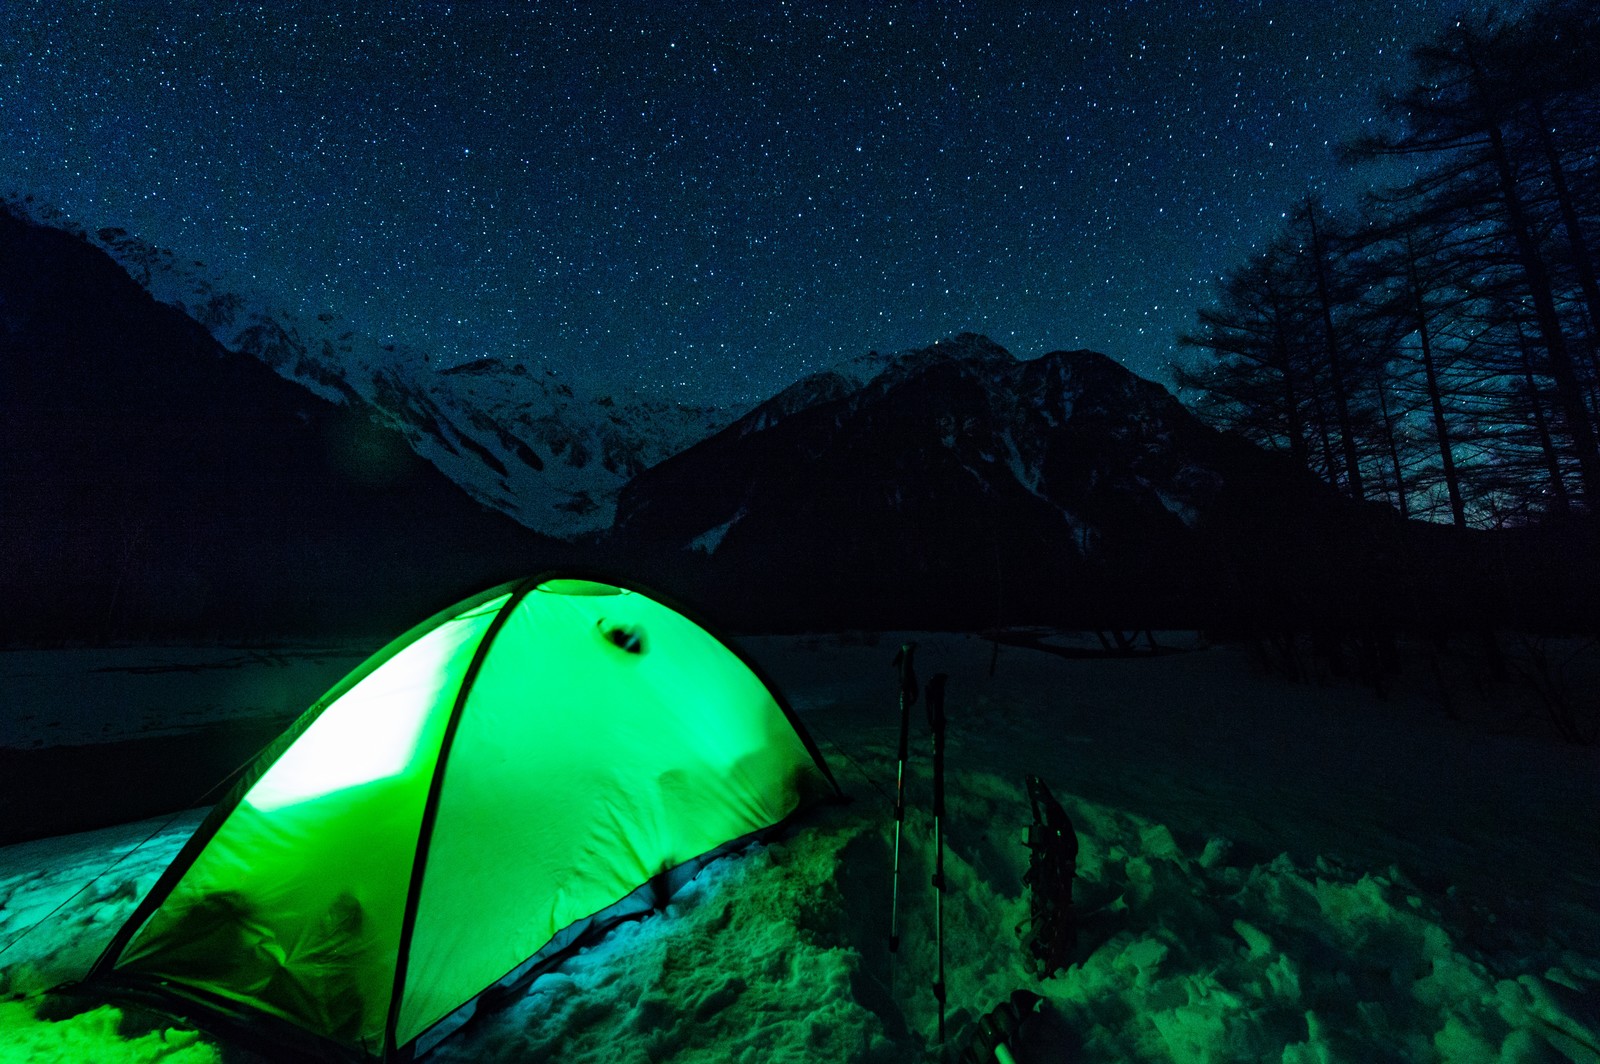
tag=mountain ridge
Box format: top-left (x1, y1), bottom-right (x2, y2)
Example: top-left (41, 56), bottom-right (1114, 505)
top-left (0, 208), bottom-right (566, 639)
top-left (608, 331), bottom-right (1337, 628)
top-left (4, 210), bottom-right (1564, 635)
top-left (5, 200), bottom-right (743, 538)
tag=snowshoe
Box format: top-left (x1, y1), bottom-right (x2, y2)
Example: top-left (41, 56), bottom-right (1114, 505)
top-left (1020, 774), bottom-right (1078, 976)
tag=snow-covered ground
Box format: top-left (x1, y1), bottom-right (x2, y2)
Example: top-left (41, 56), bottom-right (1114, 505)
top-left (2, 632), bottom-right (1597, 1062)
top-left (0, 645), bottom-right (367, 749)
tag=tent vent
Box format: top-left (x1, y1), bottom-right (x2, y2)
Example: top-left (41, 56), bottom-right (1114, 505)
top-left (602, 622), bottom-right (645, 654)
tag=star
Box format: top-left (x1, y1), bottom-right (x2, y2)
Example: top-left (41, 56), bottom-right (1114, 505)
top-left (0, 0), bottom-right (1483, 405)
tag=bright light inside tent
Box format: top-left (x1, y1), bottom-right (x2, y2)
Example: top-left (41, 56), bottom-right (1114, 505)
top-left (242, 601), bottom-right (497, 812)
top-left (243, 699), bottom-right (428, 812)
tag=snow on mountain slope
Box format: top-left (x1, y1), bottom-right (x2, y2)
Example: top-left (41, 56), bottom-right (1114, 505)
top-left (19, 208), bottom-right (739, 538)
top-left (610, 333), bottom-right (1277, 629)
top-left (13, 207), bottom-right (1287, 560)
top-left (618, 332), bottom-right (1228, 549)
top-left (197, 301), bottom-right (736, 538)
top-left (5, 207), bottom-right (1249, 554)
top-left (387, 357), bottom-right (732, 534)
top-left (1, 208), bottom-right (560, 642)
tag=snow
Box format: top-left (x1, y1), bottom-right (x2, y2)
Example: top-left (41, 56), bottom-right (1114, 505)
top-left (689, 508), bottom-right (747, 555)
top-left (1000, 428), bottom-right (1045, 497)
top-left (1149, 485), bottom-right (1201, 527)
top-left (3, 633), bottom-right (1598, 1062)
top-left (0, 646), bottom-right (365, 749)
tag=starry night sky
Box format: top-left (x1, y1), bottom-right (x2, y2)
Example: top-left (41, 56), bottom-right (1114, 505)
top-left (3, 1), bottom-right (1485, 404)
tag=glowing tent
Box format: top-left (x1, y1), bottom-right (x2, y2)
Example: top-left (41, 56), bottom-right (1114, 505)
top-left (85, 575), bottom-right (838, 1060)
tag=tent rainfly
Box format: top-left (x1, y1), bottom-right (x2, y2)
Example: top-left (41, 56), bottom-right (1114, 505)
top-left (82, 575), bottom-right (839, 1061)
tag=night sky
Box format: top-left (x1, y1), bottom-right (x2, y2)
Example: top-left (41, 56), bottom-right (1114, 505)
top-left (3, 1), bottom-right (1485, 404)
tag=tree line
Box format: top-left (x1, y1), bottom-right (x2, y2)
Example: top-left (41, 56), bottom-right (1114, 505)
top-left (1177, 1), bottom-right (1600, 528)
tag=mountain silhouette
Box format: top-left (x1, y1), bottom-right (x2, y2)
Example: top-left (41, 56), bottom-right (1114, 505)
top-left (612, 334), bottom-right (1374, 629)
top-left (0, 209), bottom-right (566, 639)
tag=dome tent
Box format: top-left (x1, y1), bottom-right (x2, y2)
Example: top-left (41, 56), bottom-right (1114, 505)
top-left (82, 574), bottom-right (839, 1061)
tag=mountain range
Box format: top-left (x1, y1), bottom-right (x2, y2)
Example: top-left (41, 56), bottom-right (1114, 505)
top-left (85, 218), bottom-right (736, 538)
top-left (0, 209), bottom-right (568, 639)
top-left (612, 333), bottom-right (1358, 628)
top-left (9, 209), bottom-right (1555, 636)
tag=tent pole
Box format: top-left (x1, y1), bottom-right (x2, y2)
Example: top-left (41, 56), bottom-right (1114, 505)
top-left (383, 579), bottom-right (536, 1057)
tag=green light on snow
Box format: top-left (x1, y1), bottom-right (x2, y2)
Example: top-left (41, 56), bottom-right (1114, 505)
top-left (0, 1002), bottom-right (219, 1063)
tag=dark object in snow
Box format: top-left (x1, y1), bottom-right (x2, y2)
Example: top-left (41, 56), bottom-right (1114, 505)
top-left (1021, 775), bottom-right (1078, 977)
top-left (927, 672), bottom-right (949, 1049)
top-left (960, 989), bottom-right (1043, 1064)
top-left (888, 642), bottom-right (918, 957)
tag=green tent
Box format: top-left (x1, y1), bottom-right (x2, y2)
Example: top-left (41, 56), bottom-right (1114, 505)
top-left (85, 574), bottom-right (838, 1060)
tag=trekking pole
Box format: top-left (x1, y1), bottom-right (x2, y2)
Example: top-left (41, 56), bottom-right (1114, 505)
top-left (889, 643), bottom-right (918, 958)
top-left (927, 672), bottom-right (949, 1054)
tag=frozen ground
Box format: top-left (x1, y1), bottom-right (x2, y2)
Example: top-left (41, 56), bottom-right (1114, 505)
top-left (2, 632), bottom-right (1598, 1062)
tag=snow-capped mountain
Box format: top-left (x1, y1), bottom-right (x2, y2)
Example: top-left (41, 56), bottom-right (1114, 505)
top-left (617, 332), bottom-right (1233, 546)
top-left (175, 301), bottom-right (735, 538)
top-left (368, 357), bottom-right (731, 534)
top-left (61, 215), bottom-right (742, 538)
top-left (611, 333), bottom-right (1335, 629)
top-left (12, 206), bottom-right (1349, 632)
top-left (0, 208), bottom-right (561, 639)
